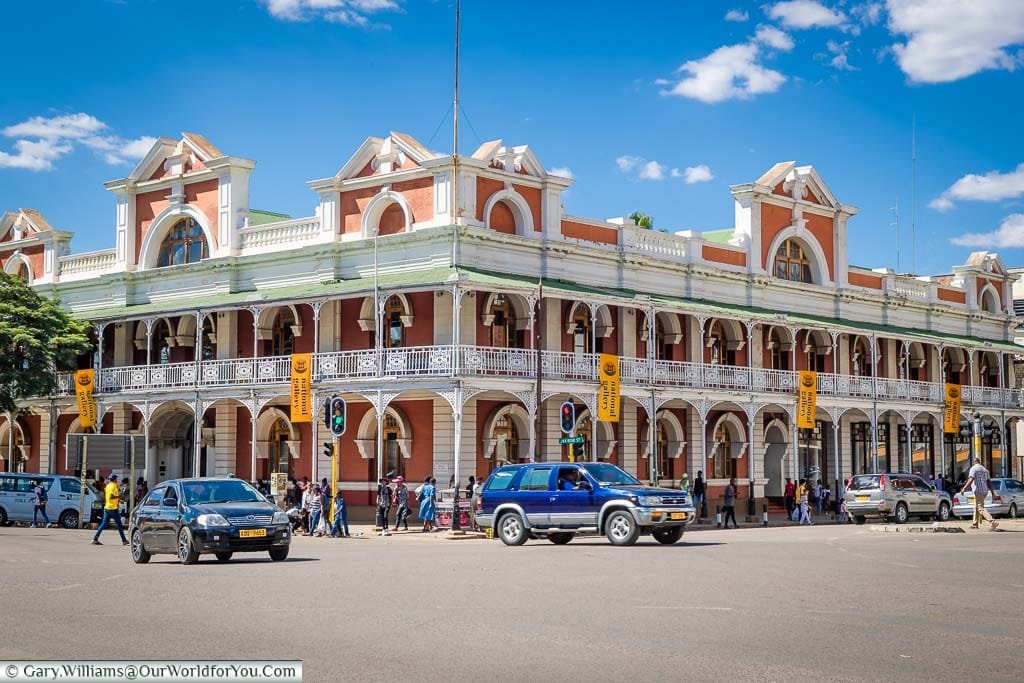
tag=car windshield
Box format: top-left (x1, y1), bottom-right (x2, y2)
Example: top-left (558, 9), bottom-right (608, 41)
top-left (848, 475), bottom-right (881, 491)
top-left (580, 463), bottom-right (640, 486)
top-left (181, 480), bottom-right (263, 505)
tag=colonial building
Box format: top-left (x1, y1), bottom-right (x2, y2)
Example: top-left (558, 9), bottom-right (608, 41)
top-left (2, 131), bottom-right (1021, 507)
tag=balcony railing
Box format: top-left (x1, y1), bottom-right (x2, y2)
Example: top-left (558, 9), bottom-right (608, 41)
top-left (51, 345), bottom-right (1024, 410)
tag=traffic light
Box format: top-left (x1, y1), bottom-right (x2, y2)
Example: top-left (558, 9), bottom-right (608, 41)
top-left (560, 401), bottom-right (575, 434)
top-left (322, 397), bottom-right (333, 431)
top-left (330, 397), bottom-right (347, 436)
top-left (323, 441), bottom-right (333, 459)
top-left (958, 419), bottom-right (971, 441)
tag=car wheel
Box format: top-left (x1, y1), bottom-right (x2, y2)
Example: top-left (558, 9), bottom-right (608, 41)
top-left (893, 503), bottom-right (909, 524)
top-left (215, 552), bottom-right (233, 562)
top-left (605, 510), bottom-right (640, 546)
top-left (652, 526), bottom-right (685, 545)
top-left (269, 547), bottom-right (289, 562)
top-left (1008, 503), bottom-right (1018, 519)
top-left (935, 502), bottom-right (950, 522)
top-left (130, 529), bottom-right (151, 564)
top-left (497, 512), bottom-right (528, 546)
top-left (0, 507), bottom-right (7, 527)
top-left (547, 532), bottom-right (574, 545)
top-left (177, 528), bottom-right (199, 565)
top-left (58, 510), bottom-right (79, 529)
top-left (853, 515), bottom-right (866, 525)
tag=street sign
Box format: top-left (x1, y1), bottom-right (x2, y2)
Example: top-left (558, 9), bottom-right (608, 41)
top-left (559, 436), bottom-right (584, 445)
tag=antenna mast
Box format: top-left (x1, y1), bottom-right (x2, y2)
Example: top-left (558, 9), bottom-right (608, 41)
top-left (911, 113), bottom-right (917, 274)
top-left (890, 199), bottom-right (900, 273)
top-left (451, 0), bottom-right (461, 266)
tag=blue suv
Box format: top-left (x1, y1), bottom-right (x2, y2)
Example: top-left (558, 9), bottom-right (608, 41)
top-left (475, 462), bottom-right (696, 546)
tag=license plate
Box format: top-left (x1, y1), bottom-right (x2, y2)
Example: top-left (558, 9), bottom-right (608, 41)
top-left (967, 496), bottom-right (975, 502)
top-left (856, 495), bottom-right (868, 502)
top-left (239, 528), bottom-right (267, 538)
top-left (669, 512), bottom-right (687, 521)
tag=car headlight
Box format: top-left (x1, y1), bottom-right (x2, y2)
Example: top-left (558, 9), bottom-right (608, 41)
top-left (638, 496), bottom-right (663, 506)
top-left (195, 514), bottom-right (229, 527)
top-left (272, 511), bottom-right (290, 525)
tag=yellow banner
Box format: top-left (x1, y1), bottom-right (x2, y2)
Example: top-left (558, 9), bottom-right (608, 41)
top-left (597, 353), bottom-right (620, 423)
top-left (943, 384), bottom-right (961, 433)
top-left (74, 369), bottom-right (97, 429)
top-left (796, 370), bottom-right (817, 429)
top-left (289, 353), bottom-right (313, 423)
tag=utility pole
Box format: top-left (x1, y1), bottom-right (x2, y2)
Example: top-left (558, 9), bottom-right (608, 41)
top-left (911, 114), bottom-right (917, 274)
top-left (891, 199), bottom-right (900, 273)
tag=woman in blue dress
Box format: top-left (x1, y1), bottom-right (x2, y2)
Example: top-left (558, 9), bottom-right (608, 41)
top-left (417, 476), bottom-right (436, 532)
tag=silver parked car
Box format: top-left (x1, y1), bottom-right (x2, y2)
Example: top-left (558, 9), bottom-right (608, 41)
top-left (952, 478), bottom-right (1023, 519)
top-left (844, 473), bottom-right (952, 525)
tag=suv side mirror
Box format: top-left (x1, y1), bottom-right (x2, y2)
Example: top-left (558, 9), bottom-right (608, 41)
top-left (578, 479), bottom-right (593, 491)
top-left (162, 497), bottom-right (178, 508)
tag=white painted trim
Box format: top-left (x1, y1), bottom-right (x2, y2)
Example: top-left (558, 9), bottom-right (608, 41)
top-left (480, 402), bottom-right (532, 459)
top-left (360, 188), bottom-right (413, 238)
top-left (138, 205), bottom-right (216, 270)
top-left (3, 251), bottom-right (35, 283)
top-left (979, 283), bottom-right (1001, 314)
top-left (764, 225), bottom-right (832, 286)
top-left (482, 186), bottom-right (535, 236)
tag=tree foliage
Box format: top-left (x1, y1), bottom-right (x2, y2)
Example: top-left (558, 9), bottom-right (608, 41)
top-left (628, 210), bottom-right (654, 229)
top-left (0, 273), bottom-right (92, 413)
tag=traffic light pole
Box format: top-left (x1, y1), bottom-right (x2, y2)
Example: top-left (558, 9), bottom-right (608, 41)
top-left (973, 411), bottom-right (982, 469)
top-left (330, 437), bottom-right (338, 525)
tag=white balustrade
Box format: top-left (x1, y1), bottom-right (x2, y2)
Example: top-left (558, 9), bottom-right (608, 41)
top-left (58, 248), bottom-right (117, 279)
top-left (238, 217), bottom-right (321, 252)
top-left (43, 345), bottom-right (1024, 410)
top-left (889, 276), bottom-right (930, 301)
top-left (621, 226), bottom-right (689, 262)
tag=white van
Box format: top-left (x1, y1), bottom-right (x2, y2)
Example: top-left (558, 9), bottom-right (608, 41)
top-left (0, 472), bottom-right (98, 529)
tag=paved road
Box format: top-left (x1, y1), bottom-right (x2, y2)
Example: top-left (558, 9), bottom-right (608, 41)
top-left (2, 523), bottom-right (1022, 682)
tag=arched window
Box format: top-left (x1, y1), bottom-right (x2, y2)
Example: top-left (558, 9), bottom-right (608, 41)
top-left (571, 307), bottom-right (591, 355)
top-left (774, 239), bottom-right (813, 284)
top-left (981, 289), bottom-right (1000, 314)
top-left (11, 261), bottom-right (30, 284)
top-left (270, 310), bottom-right (295, 357)
top-left (153, 319), bottom-right (172, 365)
top-left (384, 296), bottom-right (406, 349)
top-left (157, 217), bottom-right (207, 268)
top-left (381, 414), bottom-right (404, 477)
top-left (707, 321), bottom-right (735, 365)
top-left (852, 337), bottom-right (872, 378)
top-left (712, 422), bottom-right (736, 479)
top-left (269, 419), bottom-right (293, 479)
top-left (493, 415), bottom-right (520, 466)
top-left (488, 294), bottom-right (516, 348)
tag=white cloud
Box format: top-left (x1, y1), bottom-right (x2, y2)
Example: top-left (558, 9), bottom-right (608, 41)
top-left (767, 1), bottom-right (848, 30)
top-left (638, 161), bottom-right (666, 180)
top-left (930, 162), bottom-right (1024, 211)
top-left (826, 40), bottom-right (857, 69)
top-left (725, 9), bottom-right (749, 22)
top-left (755, 24), bottom-right (796, 51)
top-left (261, 0), bottom-right (400, 27)
top-left (950, 213), bottom-right (1024, 248)
top-left (683, 164), bottom-right (715, 184)
top-left (661, 42), bottom-right (786, 103)
top-left (616, 155), bottom-right (642, 172)
top-left (851, 2), bottom-right (884, 26)
top-left (887, 0), bottom-right (1024, 84)
top-left (548, 166), bottom-right (574, 180)
top-left (0, 112), bottom-right (153, 172)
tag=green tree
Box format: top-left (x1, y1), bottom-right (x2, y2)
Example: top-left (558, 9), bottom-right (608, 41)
top-left (0, 273), bottom-right (92, 413)
top-left (628, 210), bottom-right (654, 229)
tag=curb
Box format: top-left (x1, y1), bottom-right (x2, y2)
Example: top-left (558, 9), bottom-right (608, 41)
top-left (869, 523), bottom-right (965, 534)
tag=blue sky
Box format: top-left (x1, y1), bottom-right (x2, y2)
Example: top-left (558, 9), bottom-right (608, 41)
top-left (2, 0), bottom-right (1023, 276)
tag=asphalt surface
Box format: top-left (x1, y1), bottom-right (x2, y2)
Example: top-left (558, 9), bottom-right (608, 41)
top-left (2, 521), bottom-right (1022, 682)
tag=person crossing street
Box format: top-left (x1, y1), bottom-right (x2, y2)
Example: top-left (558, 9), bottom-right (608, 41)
top-left (960, 456), bottom-right (998, 531)
top-left (91, 474), bottom-right (128, 545)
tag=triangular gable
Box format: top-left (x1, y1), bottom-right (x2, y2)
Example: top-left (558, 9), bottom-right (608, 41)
top-left (966, 251), bottom-right (1008, 277)
top-left (333, 132), bottom-right (440, 181)
top-left (126, 132), bottom-right (226, 183)
top-left (127, 137), bottom-right (178, 183)
top-left (793, 165), bottom-right (838, 209)
top-left (480, 143), bottom-right (546, 177)
top-left (334, 136), bottom-right (386, 180)
top-left (757, 161), bottom-right (839, 209)
top-left (181, 132), bottom-right (224, 161)
top-left (756, 161), bottom-right (796, 188)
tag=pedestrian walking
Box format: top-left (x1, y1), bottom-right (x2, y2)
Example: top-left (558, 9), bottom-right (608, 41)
top-left (30, 479), bottom-right (51, 528)
top-left (329, 489), bottom-right (350, 538)
top-left (300, 483), bottom-right (313, 533)
top-left (679, 471), bottom-right (690, 494)
top-left (136, 477), bottom-right (148, 502)
top-left (960, 456), bottom-right (998, 531)
top-left (376, 478), bottom-right (392, 531)
top-left (306, 485), bottom-right (324, 536)
top-left (796, 479), bottom-right (814, 526)
top-left (470, 476), bottom-right (482, 531)
top-left (783, 478), bottom-right (796, 521)
top-left (466, 476), bottom-right (475, 500)
top-left (91, 474), bottom-right (128, 545)
top-left (723, 477), bottom-right (738, 528)
top-left (418, 476), bottom-right (436, 532)
top-left (393, 476), bottom-right (410, 531)
top-left (692, 471), bottom-right (706, 518)
top-left (320, 477), bottom-right (331, 498)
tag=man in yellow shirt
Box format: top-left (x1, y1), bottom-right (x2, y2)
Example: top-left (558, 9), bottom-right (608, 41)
top-left (91, 473), bottom-right (128, 546)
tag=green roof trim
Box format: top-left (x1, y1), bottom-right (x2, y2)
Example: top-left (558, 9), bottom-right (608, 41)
top-left (701, 228), bottom-right (735, 245)
top-left (71, 264), bottom-right (1019, 352)
top-left (248, 209), bottom-right (292, 226)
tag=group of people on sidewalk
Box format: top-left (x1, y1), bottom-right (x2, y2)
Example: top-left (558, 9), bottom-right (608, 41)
top-left (783, 478), bottom-right (819, 526)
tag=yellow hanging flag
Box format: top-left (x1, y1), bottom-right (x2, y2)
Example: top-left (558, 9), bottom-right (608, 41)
top-left (943, 384), bottom-right (961, 434)
top-left (75, 369), bottom-right (97, 429)
top-left (289, 353), bottom-right (313, 423)
top-left (796, 370), bottom-right (817, 429)
top-left (597, 354), bottom-right (620, 423)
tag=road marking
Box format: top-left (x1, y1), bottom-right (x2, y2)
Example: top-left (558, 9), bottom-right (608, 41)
top-left (47, 583), bottom-right (85, 592)
top-left (891, 562), bottom-right (919, 568)
top-left (1008, 583), bottom-right (1024, 589)
top-left (635, 605), bottom-right (734, 611)
top-left (101, 574), bottom-right (124, 581)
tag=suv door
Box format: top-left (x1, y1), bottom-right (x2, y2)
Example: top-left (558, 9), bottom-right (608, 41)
top-left (911, 475), bottom-right (936, 515)
top-left (891, 476), bottom-right (915, 514)
top-left (550, 466), bottom-right (598, 528)
top-left (516, 467), bottom-right (555, 527)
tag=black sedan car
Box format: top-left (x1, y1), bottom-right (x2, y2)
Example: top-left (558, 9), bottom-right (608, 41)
top-left (129, 477), bottom-right (291, 564)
